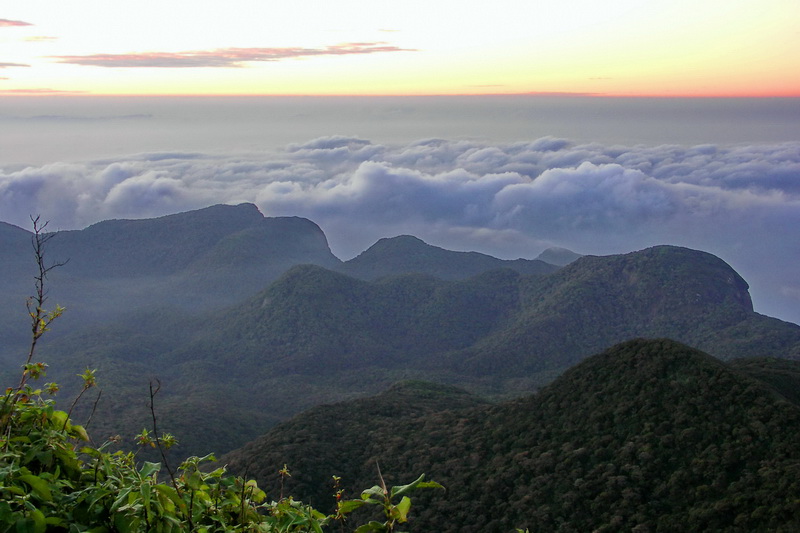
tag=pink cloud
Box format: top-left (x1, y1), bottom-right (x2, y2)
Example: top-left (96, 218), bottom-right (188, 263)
top-left (52, 42), bottom-right (415, 68)
top-left (0, 19), bottom-right (32, 27)
top-left (0, 62), bottom-right (30, 68)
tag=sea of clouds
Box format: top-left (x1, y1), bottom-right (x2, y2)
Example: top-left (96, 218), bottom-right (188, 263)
top-left (1, 135), bottom-right (799, 323)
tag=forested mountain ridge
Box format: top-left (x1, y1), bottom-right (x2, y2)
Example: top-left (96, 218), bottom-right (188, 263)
top-left (222, 338), bottom-right (800, 532)
top-left (338, 234), bottom-right (558, 280)
top-left (0, 204), bottom-right (343, 348)
top-left (2, 204), bottom-right (799, 460)
top-left (448, 245), bottom-right (799, 380)
top-left (45, 245), bottom-right (800, 459)
top-left (0, 204), bottom-right (559, 358)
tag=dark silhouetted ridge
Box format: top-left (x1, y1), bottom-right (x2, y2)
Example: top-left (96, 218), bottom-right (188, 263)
top-left (535, 246), bottom-right (582, 265)
top-left (339, 234), bottom-right (557, 280)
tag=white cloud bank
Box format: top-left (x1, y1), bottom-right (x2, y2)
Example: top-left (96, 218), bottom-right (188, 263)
top-left (2, 136), bottom-right (799, 324)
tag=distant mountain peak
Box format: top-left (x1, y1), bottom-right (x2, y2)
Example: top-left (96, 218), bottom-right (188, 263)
top-left (535, 246), bottom-right (582, 266)
top-left (341, 234), bottom-right (557, 281)
top-left (84, 202), bottom-right (265, 231)
top-left (362, 234), bottom-right (435, 253)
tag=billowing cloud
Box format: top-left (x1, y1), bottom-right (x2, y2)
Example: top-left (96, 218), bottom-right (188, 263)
top-left (0, 19), bottom-right (32, 27)
top-left (1, 137), bottom-right (799, 324)
top-left (53, 43), bottom-right (415, 68)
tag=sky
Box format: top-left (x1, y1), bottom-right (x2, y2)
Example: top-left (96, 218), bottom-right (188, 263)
top-left (2, 0), bottom-right (800, 96)
top-left (0, 2), bottom-right (799, 326)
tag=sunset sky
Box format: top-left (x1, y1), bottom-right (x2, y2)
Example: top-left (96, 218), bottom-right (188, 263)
top-left (2, 0), bottom-right (799, 97)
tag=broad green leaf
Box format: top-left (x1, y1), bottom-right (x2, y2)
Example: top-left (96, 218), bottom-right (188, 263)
top-left (19, 475), bottom-right (52, 501)
top-left (154, 484), bottom-right (185, 513)
top-left (49, 410), bottom-right (68, 429)
top-left (113, 512), bottom-right (140, 533)
top-left (15, 508), bottom-right (46, 533)
top-left (396, 495), bottom-right (412, 522)
top-left (67, 424), bottom-right (90, 442)
top-left (110, 487), bottom-right (133, 513)
top-left (417, 480), bottom-right (445, 490)
top-left (390, 474), bottom-right (425, 499)
top-left (361, 485), bottom-right (385, 500)
top-left (140, 482), bottom-right (151, 509)
top-left (44, 517), bottom-right (66, 527)
top-left (338, 499), bottom-right (368, 513)
top-left (186, 470), bottom-right (203, 490)
top-left (139, 461), bottom-right (161, 478)
top-left (354, 521), bottom-right (387, 533)
top-left (245, 479), bottom-right (267, 503)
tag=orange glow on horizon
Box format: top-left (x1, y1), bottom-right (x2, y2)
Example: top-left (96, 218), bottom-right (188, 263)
top-left (0, 0), bottom-right (798, 99)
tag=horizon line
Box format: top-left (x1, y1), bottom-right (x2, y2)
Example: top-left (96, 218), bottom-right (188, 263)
top-left (2, 91), bottom-right (800, 99)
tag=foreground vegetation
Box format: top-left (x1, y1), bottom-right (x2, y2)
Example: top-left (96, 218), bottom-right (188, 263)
top-left (0, 387), bottom-right (439, 532)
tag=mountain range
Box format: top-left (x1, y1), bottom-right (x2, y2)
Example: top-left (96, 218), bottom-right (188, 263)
top-left (1, 204), bottom-right (799, 461)
top-left (0, 204), bottom-right (556, 348)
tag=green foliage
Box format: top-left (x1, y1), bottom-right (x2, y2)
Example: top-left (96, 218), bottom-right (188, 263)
top-left (351, 473), bottom-right (444, 533)
top-left (0, 387), bottom-right (317, 531)
top-left (0, 390), bottom-right (439, 532)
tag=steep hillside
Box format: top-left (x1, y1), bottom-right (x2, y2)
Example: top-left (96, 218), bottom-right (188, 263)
top-left (338, 235), bottom-right (557, 280)
top-left (181, 245), bottom-right (800, 393)
top-left (451, 245), bottom-right (800, 382)
top-left (223, 339), bottom-right (800, 532)
top-left (730, 357), bottom-right (800, 407)
top-left (37, 245), bottom-right (800, 458)
top-left (0, 221), bottom-right (30, 268)
top-left (191, 265), bottom-right (524, 376)
top-left (0, 222), bottom-right (34, 354)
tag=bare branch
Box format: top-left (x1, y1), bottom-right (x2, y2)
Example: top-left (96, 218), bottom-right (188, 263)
top-left (19, 216), bottom-right (68, 389)
top-left (149, 379), bottom-right (181, 495)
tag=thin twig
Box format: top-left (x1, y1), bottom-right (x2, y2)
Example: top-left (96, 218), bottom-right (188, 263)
top-left (149, 380), bottom-right (180, 494)
top-left (84, 389), bottom-right (103, 430)
top-left (63, 386), bottom-right (91, 432)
